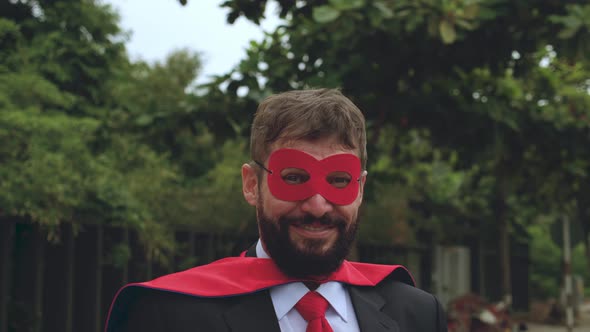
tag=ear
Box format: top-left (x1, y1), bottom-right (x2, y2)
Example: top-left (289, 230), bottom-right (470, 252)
top-left (242, 163), bottom-right (259, 206)
top-left (358, 170), bottom-right (368, 203)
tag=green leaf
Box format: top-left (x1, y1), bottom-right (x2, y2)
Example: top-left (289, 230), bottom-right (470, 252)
top-left (455, 19), bottom-right (475, 30)
top-left (558, 27), bottom-right (579, 39)
top-left (463, 4), bottom-right (479, 20)
top-left (478, 7), bottom-right (498, 20)
top-left (427, 17), bottom-right (439, 37)
top-left (368, 6), bottom-right (383, 28)
top-left (561, 16), bottom-right (582, 29)
top-left (439, 19), bottom-right (456, 44)
top-left (373, 2), bottom-right (394, 19)
top-left (0, 18), bottom-right (20, 38)
top-left (135, 114), bottom-right (153, 126)
top-left (329, 0), bottom-right (365, 10)
top-left (312, 6), bottom-right (341, 23)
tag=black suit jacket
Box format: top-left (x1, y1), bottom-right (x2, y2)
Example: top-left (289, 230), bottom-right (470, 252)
top-left (111, 247), bottom-right (448, 332)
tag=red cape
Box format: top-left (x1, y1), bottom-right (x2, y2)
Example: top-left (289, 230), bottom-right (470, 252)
top-left (105, 256), bottom-right (414, 331)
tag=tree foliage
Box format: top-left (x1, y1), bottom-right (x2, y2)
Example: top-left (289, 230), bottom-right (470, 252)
top-left (0, 0), bottom-right (252, 264)
top-left (211, 0), bottom-right (590, 298)
top-left (3, 0), bottom-right (590, 300)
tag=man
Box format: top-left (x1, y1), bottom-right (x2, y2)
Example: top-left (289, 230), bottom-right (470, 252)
top-left (105, 89), bottom-right (447, 331)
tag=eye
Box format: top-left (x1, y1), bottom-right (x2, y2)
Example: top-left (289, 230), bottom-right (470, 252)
top-left (326, 171), bottom-right (352, 188)
top-left (280, 168), bottom-right (310, 185)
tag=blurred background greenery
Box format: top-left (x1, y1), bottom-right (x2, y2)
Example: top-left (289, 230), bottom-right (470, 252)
top-left (1, 0), bottom-right (590, 305)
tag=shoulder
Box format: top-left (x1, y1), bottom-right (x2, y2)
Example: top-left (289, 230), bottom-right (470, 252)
top-left (351, 278), bottom-right (448, 332)
top-left (129, 286), bottom-right (252, 318)
top-left (107, 286), bottom-right (270, 332)
top-left (377, 277), bottom-right (439, 305)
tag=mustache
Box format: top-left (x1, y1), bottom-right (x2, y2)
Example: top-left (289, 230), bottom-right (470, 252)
top-left (280, 214), bottom-right (345, 227)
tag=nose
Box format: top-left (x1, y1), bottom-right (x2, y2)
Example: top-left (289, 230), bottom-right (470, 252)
top-left (300, 194), bottom-right (334, 217)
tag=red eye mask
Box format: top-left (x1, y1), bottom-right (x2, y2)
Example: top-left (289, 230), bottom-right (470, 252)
top-left (263, 148), bottom-right (362, 205)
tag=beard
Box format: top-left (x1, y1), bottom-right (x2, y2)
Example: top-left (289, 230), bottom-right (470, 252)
top-left (257, 204), bottom-right (359, 279)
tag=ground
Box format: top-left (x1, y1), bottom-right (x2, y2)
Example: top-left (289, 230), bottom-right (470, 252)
top-left (524, 301), bottom-right (590, 332)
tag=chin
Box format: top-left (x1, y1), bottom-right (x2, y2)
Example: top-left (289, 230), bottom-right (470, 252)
top-left (290, 236), bottom-right (336, 256)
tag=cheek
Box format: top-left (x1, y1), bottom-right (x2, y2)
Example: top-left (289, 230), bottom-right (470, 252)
top-left (261, 187), bottom-right (299, 217)
top-left (336, 202), bottom-right (361, 221)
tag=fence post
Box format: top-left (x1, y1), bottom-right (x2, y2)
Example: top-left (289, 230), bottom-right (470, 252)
top-left (32, 224), bottom-right (46, 332)
top-left (95, 225), bottom-right (103, 332)
top-left (63, 223), bottom-right (75, 332)
top-left (563, 215), bottom-right (574, 332)
top-left (0, 220), bottom-right (15, 332)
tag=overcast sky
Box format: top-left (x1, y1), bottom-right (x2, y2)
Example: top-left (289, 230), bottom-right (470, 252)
top-left (104, 0), bottom-right (281, 83)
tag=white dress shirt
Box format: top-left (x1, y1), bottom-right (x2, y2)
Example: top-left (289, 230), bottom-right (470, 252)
top-left (255, 240), bottom-right (360, 332)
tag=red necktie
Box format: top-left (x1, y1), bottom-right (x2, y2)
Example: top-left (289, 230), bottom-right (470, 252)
top-left (295, 291), bottom-right (334, 332)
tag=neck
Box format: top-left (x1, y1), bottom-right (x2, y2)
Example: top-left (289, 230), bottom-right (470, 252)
top-left (304, 281), bottom-right (320, 290)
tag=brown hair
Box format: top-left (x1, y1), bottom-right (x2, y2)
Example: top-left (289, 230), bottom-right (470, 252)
top-left (250, 89), bottom-right (367, 169)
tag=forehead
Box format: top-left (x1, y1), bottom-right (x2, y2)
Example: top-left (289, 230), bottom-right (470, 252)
top-left (269, 137), bottom-right (358, 161)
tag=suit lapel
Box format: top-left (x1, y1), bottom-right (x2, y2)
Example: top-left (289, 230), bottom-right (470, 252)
top-left (223, 244), bottom-right (280, 331)
top-left (349, 285), bottom-right (400, 332)
top-left (223, 289), bottom-right (281, 332)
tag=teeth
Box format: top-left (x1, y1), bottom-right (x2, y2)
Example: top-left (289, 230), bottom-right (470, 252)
top-left (300, 224), bottom-right (328, 231)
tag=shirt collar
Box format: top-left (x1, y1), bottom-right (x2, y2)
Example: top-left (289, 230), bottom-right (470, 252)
top-left (255, 239), bottom-right (271, 259)
top-left (317, 281), bottom-right (350, 322)
top-left (256, 239), bottom-right (350, 322)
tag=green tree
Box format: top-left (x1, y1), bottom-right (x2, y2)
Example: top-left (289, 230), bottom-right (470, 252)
top-left (204, 0), bottom-right (590, 302)
top-left (0, 0), bottom-right (200, 264)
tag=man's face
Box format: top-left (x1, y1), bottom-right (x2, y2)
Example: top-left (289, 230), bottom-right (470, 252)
top-left (242, 136), bottom-right (366, 278)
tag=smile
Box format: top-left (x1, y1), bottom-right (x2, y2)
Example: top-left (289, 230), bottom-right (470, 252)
top-left (290, 223), bottom-right (337, 239)
top-left (299, 224), bottom-right (332, 231)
